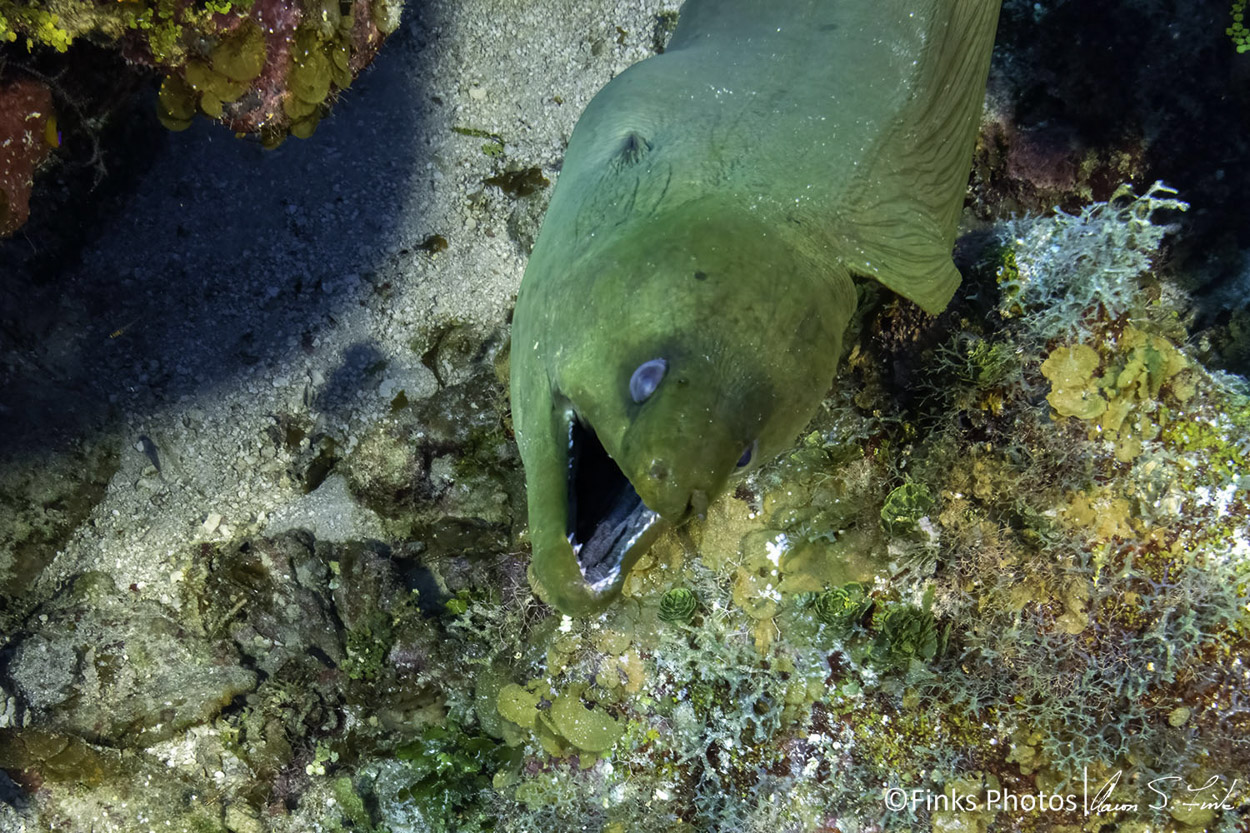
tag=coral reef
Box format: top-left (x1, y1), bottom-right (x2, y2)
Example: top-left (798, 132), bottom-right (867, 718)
top-left (9, 0), bottom-right (400, 142)
top-left (7, 571), bottom-right (257, 746)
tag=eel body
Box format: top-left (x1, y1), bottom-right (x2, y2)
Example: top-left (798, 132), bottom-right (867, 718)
top-left (510, 0), bottom-right (1002, 615)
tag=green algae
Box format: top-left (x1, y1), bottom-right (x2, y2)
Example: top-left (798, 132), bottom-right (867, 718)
top-left (394, 723), bottom-right (511, 833)
top-left (880, 481), bottom-right (936, 536)
top-left (1040, 325), bottom-right (1195, 461)
top-left (485, 167), bottom-right (550, 199)
top-left (291, 29), bottom-right (332, 104)
top-left (657, 587), bottom-right (698, 624)
top-left (812, 581), bottom-right (871, 630)
top-left (342, 609), bottom-right (393, 681)
top-left (330, 776), bottom-right (380, 833)
top-left (157, 73), bottom-right (197, 130)
top-left (210, 19), bottom-right (267, 82)
top-left (185, 59), bottom-right (249, 117)
top-left (548, 684), bottom-right (624, 754)
top-left (1041, 342), bottom-right (1106, 418)
top-left (497, 682), bottom-right (542, 731)
top-left (156, 25), bottom-right (264, 130)
top-left (453, 125), bottom-right (506, 158)
top-left (872, 605), bottom-right (940, 667)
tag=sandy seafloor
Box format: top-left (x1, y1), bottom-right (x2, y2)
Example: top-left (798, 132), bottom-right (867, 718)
top-left (1, 0), bottom-right (670, 609)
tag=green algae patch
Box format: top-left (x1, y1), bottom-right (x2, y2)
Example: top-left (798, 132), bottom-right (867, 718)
top-left (657, 587), bottom-right (698, 624)
top-left (879, 481), bottom-right (935, 536)
top-left (291, 29), bottom-right (332, 104)
top-left (485, 167), bottom-right (550, 199)
top-left (211, 19), bottom-right (267, 82)
top-left (184, 59), bottom-right (249, 118)
top-left (872, 605), bottom-right (940, 668)
top-left (498, 677), bottom-right (625, 762)
top-left (497, 682), bottom-right (542, 732)
top-left (1041, 343), bottom-right (1105, 418)
top-left (1158, 397), bottom-right (1250, 487)
top-left (394, 724), bottom-right (512, 831)
top-left (777, 528), bottom-right (883, 593)
top-left (156, 74), bottom-right (197, 130)
top-left (549, 685), bottom-right (624, 754)
top-left (342, 609), bottom-right (393, 681)
top-left (813, 582), bottom-right (871, 631)
top-left (1041, 327), bottom-right (1195, 461)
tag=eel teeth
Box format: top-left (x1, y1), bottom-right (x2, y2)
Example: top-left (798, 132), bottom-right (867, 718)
top-left (566, 417), bottom-right (658, 588)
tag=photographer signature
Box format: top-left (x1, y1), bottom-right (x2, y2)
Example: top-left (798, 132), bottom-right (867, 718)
top-left (1086, 768), bottom-right (1244, 814)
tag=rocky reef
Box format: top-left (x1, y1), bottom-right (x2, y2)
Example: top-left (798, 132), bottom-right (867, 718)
top-left (2, 175), bottom-right (1246, 830)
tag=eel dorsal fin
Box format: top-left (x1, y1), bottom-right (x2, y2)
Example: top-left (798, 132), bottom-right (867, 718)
top-left (840, 0), bottom-right (1001, 315)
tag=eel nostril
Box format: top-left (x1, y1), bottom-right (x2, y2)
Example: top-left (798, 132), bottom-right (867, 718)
top-left (649, 461), bottom-right (669, 481)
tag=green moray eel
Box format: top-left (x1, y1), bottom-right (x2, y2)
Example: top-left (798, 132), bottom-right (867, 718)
top-left (510, 0), bottom-right (1002, 616)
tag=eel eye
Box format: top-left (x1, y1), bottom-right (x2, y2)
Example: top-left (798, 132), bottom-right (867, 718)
top-left (736, 440), bottom-right (758, 469)
top-left (629, 358), bottom-right (668, 403)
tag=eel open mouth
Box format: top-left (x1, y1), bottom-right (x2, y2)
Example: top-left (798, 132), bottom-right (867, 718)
top-left (567, 416), bottom-right (659, 590)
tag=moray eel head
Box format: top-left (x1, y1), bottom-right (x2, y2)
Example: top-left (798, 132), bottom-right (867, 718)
top-left (551, 318), bottom-right (777, 615)
top-left (512, 0), bottom-right (1001, 616)
top-left (513, 205), bottom-right (850, 616)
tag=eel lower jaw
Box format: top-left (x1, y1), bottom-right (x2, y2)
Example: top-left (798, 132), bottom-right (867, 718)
top-left (567, 415), bottom-right (661, 591)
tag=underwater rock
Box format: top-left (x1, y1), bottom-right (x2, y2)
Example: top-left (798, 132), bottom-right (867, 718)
top-left (330, 539), bottom-right (404, 631)
top-left (0, 0), bottom-right (401, 236)
top-left (0, 727), bottom-right (234, 830)
top-left (0, 79), bottom-right (55, 237)
top-left (7, 572), bottom-right (256, 747)
top-left (196, 529), bottom-right (344, 677)
top-left (150, 0), bottom-right (401, 143)
top-left (343, 368), bottom-right (520, 551)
